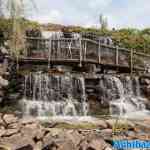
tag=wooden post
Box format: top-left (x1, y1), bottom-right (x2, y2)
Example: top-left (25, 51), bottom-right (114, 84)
top-left (98, 40), bottom-right (101, 63)
top-left (130, 49), bottom-right (133, 75)
top-left (57, 39), bottom-right (61, 59)
top-left (116, 46), bottom-right (119, 65)
top-left (84, 41), bottom-right (87, 61)
top-left (68, 40), bottom-right (72, 59)
top-left (79, 38), bottom-right (82, 67)
top-left (48, 39), bottom-right (52, 69)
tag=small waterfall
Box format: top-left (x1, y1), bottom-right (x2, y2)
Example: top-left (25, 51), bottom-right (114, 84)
top-left (108, 76), bottom-right (149, 118)
top-left (21, 72), bottom-right (89, 118)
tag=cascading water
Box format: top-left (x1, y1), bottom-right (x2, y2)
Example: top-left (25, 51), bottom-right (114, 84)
top-left (21, 72), bottom-right (89, 118)
top-left (107, 76), bottom-right (149, 118)
top-left (21, 71), bottom-right (149, 119)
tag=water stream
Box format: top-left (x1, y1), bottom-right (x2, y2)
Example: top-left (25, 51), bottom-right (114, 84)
top-left (21, 72), bottom-right (89, 117)
top-left (21, 72), bottom-right (149, 119)
top-left (108, 76), bottom-right (149, 118)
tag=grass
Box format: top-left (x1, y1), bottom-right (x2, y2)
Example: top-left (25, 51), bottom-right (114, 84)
top-left (43, 122), bottom-right (98, 130)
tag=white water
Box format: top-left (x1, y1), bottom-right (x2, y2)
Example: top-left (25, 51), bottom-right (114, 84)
top-left (21, 72), bottom-right (149, 120)
top-left (21, 72), bottom-right (89, 118)
top-left (109, 76), bottom-right (150, 119)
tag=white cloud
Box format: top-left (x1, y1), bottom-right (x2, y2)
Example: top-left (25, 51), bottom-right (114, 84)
top-left (29, 0), bottom-right (150, 29)
top-left (107, 0), bottom-right (150, 28)
top-left (88, 0), bottom-right (112, 9)
top-left (36, 9), bottom-right (63, 24)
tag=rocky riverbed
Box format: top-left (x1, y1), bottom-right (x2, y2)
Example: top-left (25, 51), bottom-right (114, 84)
top-left (0, 114), bottom-right (149, 150)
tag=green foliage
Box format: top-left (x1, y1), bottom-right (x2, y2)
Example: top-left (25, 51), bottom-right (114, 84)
top-left (70, 26), bottom-right (150, 54)
top-left (0, 18), bottom-right (40, 42)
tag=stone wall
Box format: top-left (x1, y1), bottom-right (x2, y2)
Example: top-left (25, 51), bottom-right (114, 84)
top-left (0, 47), bottom-right (9, 104)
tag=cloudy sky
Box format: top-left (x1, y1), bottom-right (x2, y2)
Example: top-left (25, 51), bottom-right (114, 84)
top-left (29, 0), bottom-right (150, 29)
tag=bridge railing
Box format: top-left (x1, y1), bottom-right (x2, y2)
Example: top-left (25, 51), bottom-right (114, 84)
top-left (25, 37), bottom-right (150, 71)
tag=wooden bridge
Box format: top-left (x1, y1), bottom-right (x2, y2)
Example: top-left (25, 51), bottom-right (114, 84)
top-left (18, 36), bottom-right (150, 73)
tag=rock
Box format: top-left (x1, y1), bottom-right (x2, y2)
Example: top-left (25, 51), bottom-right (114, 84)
top-left (140, 78), bottom-right (150, 85)
top-left (95, 120), bottom-right (108, 129)
top-left (21, 125), bottom-right (39, 139)
top-left (78, 137), bottom-right (110, 150)
top-left (1, 133), bottom-right (34, 150)
top-left (100, 129), bottom-right (113, 140)
top-left (0, 46), bottom-right (8, 54)
top-left (34, 141), bottom-right (43, 150)
top-left (4, 129), bottom-right (19, 137)
top-left (101, 129), bottom-right (113, 134)
top-left (87, 138), bottom-right (109, 150)
top-left (0, 97), bottom-right (2, 103)
top-left (48, 128), bottom-right (64, 137)
top-left (43, 132), bottom-right (53, 148)
top-left (0, 90), bottom-right (4, 97)
top-left (8, 122), bottom-right (21, 129)
top-left (65, 130), bottom-right (83, 147)
top-left (20, 117), bottom-right (38, 125)
top-left (126, 131), bottom-right (136, 139)
top-left (0, 76), bottom-right (8, 86)
top-left (57, 140), bottom-right (75, 150)
top-left (3, 114), bottom-right (18, 124)
top-left (8, 93), bottom-right (21, 100)
top-left (0, 128), bottom-right (6, 137)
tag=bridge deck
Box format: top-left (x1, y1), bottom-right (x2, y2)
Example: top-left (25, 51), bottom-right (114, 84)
top-left (18, 57), bottom-right (144, 73)
top-left (17, 37), bottom-right (150, 73)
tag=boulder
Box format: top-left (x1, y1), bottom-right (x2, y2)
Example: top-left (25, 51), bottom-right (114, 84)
top-left (1, 133), bottom-right (34, 150)
top-left (20, 117), bottom-right (38, 125)
top-left (65, 130), bottom-right (83, 147)
top-left (57, 140), bottom-right (75, 150)
top-left (78, 137), bottom-right (110, 150)
top-left (3, 129), bottom-right (19, 137)
top-left (95, 120), bottom-right (108, 129)
top-left (0, 76), bottom-right (8, 86)
top-left (87, 138), bottom-right (110, 150)
top-left (43, 132), bottom-right (53, 148)
top-left (0, 128), bottom-right (6, 137)
top-left (3, 114), bottom-right (18, 124)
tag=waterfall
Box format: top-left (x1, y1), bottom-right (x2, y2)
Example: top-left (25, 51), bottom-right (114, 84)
top-left (108, 76), bottom-right (149, 118)
top-left (21, 72), bottom-right (89, 118)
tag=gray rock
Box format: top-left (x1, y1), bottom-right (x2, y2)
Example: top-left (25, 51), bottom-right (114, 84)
top-left (57, 140), bottom-right (75, 150)
top-left (87, 138), bottom-right (109, 150)
top-left (3, 114), bottom-right (18, 124)
top-left (0, 128), bottom-right (6, 137)
top-left (65, 130), bottom-right (83, 147)
top-left (4, 129), bottom-right (19, 137)
top-left (0, 76), bottom-right (8, 86)
top-left (1, 133), bottom-right (34, 150)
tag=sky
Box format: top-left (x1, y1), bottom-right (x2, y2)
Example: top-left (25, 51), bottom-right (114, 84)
top-left (29, 0), bottom-right (150, 29)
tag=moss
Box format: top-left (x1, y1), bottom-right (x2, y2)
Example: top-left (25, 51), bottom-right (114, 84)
top-left (0, 104), bottom-right (21, 115)
top-left (42, 122), bottom-right (98, 129)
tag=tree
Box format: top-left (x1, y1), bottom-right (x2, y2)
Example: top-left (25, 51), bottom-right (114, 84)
top-left (3, 0), bottom-right (36, 58)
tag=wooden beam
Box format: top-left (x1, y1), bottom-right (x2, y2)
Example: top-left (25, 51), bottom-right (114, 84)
top-left (130, 49), bottom-right (133, 75)
top-left (116, 46), bottom-right (119, 65)
top-left (98, 40), bottom-right (101, 63)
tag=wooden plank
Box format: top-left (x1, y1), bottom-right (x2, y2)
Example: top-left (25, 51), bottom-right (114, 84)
top-left (130, 49), bottom-right (133, 75)
top-left (48, 39), bottom-right (52, 68)
top-left (79, 38), bottom-right (82, 66)
top-left (98, 40), bottom-right (101, 63)
top-left (116, 46), bottom-right (119, 65)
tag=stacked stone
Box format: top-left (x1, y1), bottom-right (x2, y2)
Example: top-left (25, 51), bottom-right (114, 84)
top-left (0, 113), bottom-right (149, 150)
top-left (0, 46), bottom-right (9, 103)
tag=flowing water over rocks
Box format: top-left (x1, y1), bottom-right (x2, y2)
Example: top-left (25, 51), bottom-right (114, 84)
top-left (105, 75), bottom-right (150, 118)
top-left (21, 72), bottom-right (89, 118)
top-left (20, 71), bottom-right (150, 119)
